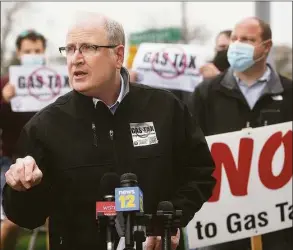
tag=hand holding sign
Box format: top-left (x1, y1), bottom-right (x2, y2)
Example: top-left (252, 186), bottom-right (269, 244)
top-left (199, 63), bottom-right (221, 79)
top-left (5, 156), bottom-right (43, 191)
top-left (2, 83), bottom-right (16, 103)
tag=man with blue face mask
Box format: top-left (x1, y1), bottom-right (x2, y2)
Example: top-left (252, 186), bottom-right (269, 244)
top-left (0, 29), bottom-right (47, 250)
top-left (190, 17), bottom-right (292, 250)
top-left (1, 30), bottom-right (47, 102)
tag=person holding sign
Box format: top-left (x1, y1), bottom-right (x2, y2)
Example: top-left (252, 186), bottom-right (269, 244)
top-left (0, 29), bottom-right (47, 250)
top-left (199, 30), bottom-right (232, 79)
top-left (2, 12), bottom-right (216, 250)
top-left (190, 17), bottom-right (292, 250)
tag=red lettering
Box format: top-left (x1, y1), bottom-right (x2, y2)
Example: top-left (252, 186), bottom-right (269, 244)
top-left (209, 138), bottom-right (254, 202)
top-left (259, 131), bottom-right (292, 189)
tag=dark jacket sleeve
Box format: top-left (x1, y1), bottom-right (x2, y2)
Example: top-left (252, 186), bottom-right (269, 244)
top-left (2, 114), bottom-right (51, 230)
top-left (189, 83), bottom-right (207, 135)
top-left (171, 99), bottom-right (216, 227)
top-left (0, 75), bottom-right (9, 128)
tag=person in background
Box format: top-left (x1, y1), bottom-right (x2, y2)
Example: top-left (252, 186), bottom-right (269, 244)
top-left (214, 29), bottom-right (232, 52)
top-left (0, 29), bottom-right (47, 250)
top-left (129, 69), bottom-right (139, 83)
top-left (2, 12), bottom-right (216, 250)
top-left (200, 30), bottom-right (232, 79)
top-left (190, 16), bottom-right (292, 250)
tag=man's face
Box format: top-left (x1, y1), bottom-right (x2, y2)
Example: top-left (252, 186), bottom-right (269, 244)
top-left (230, 19), bottom-right (272, 61)
top-left (16, 39), bottom-right (45, 58)
top-left (215, 34), bottom-right (231, 52)
top-left (66, 24), bottom-right (124, 96)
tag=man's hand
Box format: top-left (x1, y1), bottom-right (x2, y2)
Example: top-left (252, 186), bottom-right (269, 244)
top-left (2, 83), bottom-right (16, 103)
top-left (146, 228), bottom-right (180, 250)
top-left (199, 63), bottom-right (221, 79)
top-left (5, 156), bottom-right (43, 191)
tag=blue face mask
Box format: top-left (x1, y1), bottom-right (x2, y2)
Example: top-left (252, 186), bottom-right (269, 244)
top-left (227, 41), bottom-right (259, 72)
top-left (20, 54), bottom-right (46, 66)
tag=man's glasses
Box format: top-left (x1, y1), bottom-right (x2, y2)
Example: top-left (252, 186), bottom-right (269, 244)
top-left (59, 44), bottom-right (118, 57)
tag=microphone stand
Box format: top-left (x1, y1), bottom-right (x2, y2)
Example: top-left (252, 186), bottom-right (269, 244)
top-left (97, 195), bottom-right (116, 250)
top-left (161, 214), bottom-right (173, 250)
top-left (133, 212), bottom-right (150, 250)
top-left (156, 209), bottom-right (183, 250)
top-left (106, 214), bottom-right (116, 250)
top-left (124, 212), bottom-right (135, 250)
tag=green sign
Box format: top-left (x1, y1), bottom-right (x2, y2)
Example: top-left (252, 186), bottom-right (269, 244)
top-left (129, 27), bottom-right (182, 45)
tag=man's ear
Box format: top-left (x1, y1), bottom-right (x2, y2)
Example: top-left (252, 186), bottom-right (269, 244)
top-left (16, 49), bottom-right (22, 60)
top-left (265, 39), bottom-right (273, 54)
top-left (115, 45), bottom-right (124, 69)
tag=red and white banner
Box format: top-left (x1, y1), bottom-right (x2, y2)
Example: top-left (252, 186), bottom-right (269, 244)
top-left (186, 122), bottom-right (292, 248)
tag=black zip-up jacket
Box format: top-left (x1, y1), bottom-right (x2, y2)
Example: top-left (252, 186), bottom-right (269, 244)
top-left (3, 68), bottom-right (216, 250)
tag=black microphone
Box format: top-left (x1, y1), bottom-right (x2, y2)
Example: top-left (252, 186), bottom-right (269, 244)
top-left (96, 173), bottom-right (120, 250)
top-left (116, 173), bottom-right (142, 250)
top-left (157, 201), bottom-right (174, 250)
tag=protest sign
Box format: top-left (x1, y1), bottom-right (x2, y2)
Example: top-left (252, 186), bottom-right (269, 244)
top-left (131, 43), bottom-right (212, 92)
top-left (186, 122), bottom-right (292, 248)
top-left (9, 65), bottom-right (70, 112)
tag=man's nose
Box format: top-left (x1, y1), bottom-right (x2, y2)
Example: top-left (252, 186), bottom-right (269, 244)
top-left (72, 49), bottom-right (85, 65)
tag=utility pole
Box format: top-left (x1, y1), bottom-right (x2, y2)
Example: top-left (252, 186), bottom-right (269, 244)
top-left (255, 2), bottom-right (275, 68)
top-left (181, 1), bottom-right (188, 43)
top-left (255, 2), bottom-right (271, 24)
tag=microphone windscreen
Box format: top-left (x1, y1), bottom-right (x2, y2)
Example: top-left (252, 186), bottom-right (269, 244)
top-left (157, 201), bottom-right (174, 213)
top-left (120, 173), bottom-right (138, 186)
top-left (99, 173), bottom-right (120, 197)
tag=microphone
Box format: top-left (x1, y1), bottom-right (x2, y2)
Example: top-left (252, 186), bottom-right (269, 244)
top-left (157, 201), bottom-right (175, 250)
top-left (115, 173), bottom-right (144, 250)
top-left (96, 173), bottom-right (120, 250)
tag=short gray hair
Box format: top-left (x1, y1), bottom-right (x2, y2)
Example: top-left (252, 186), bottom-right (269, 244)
top-left (103, 18), bottom-right (125, 47)
top-left (70, 12), bottom-right (125, 46)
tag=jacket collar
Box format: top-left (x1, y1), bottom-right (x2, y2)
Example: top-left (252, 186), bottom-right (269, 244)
top-left (220, 64), bottom-right (284, 95)
top-left (69, 67), bottom-right (133, 120)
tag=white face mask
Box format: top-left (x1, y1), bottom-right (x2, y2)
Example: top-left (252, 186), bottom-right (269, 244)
top-left (20, 54), bottom-right (46, 66)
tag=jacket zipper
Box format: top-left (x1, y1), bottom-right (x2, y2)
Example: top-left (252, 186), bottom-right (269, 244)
top-left (92, 123), bottom-right (97, 147)
top-left (109, 130), bottom-right (114, 141)
top-left (109, 129), bottom-right (119, 168)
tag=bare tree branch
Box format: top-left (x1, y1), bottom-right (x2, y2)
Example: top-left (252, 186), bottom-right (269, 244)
top-left (188, 25), bottom-right (211, 44)
top-left (1, 2), bottom-right (29, 74)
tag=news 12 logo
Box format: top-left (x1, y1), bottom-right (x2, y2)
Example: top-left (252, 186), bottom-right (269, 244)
top-left (115, 187), bottom-right (144, 212)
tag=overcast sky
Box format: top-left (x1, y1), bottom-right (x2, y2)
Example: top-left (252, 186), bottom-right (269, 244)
top-left (1, 2), bottom-right (292, 58)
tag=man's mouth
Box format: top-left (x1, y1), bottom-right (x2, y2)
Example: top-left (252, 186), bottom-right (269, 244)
top-left (73, 71), bottom-right (87, 76)
top-left (73, 71), bottom-right (88, 79)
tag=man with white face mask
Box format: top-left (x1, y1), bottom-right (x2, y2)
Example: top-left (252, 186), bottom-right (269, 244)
top-left (1, 30), bottom-right (47, 102)
top-left (190, 17), bottom-right (292, 250)
top-left (0, 29), bottom-right (47, 250)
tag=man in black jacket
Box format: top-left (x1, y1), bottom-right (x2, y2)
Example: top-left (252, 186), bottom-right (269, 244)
top-left (190, 17), bottom-right (292, 250)
top-left (2, 12), bottom-right (216, 250)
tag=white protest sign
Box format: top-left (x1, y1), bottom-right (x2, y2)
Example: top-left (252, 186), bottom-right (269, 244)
top-left (9, 65), bottom-right (71, 112)
top-left (132, 43), bottom-right (211, 92)
top-left (185, 122), bottom-right (292, 248)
